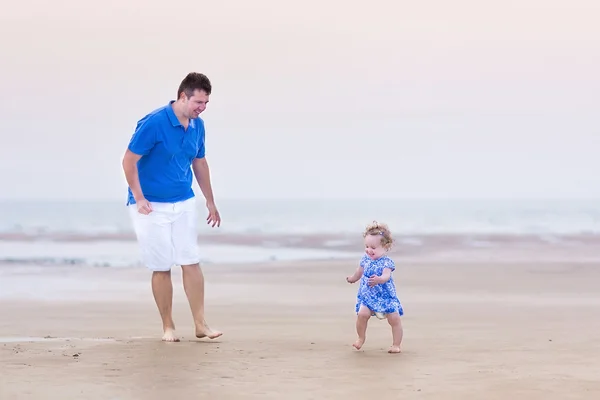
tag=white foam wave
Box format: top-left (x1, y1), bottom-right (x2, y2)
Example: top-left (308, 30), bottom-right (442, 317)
top-left (0, 241), bottom-right (358, 267)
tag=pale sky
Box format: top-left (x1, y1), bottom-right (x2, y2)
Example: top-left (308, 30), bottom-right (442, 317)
top-left (1, 0), bottom-right (598, 201)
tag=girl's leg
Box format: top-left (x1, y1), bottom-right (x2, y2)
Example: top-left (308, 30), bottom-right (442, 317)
top-left (353, 305), bottom-right (372, 350)
top-left (386, 312), bottom-right (403, 353)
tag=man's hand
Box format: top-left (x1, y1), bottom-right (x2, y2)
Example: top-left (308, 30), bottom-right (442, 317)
top-left (136, 198), bottom-right (153, 215)
top-left (206, 201), bottom-right (221, 227)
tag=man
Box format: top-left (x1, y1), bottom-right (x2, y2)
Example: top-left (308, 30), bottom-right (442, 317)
top-left (122, 72), bottom-right (223, 342)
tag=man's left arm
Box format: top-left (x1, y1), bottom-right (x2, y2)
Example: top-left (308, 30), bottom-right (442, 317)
top-left (192, 157), bottom-right (215, 204)
top-left (192, 157), bottom-right (221, 227)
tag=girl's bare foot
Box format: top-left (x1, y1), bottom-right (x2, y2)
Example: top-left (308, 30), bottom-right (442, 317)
top-left (388, 345), bottom-right (401, 353)
top-left (352, 337), bottom-right (365, 350)
top-left (162, 328), bottom-right (180, 342)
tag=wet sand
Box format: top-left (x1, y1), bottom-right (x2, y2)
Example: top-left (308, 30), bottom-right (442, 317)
top-left (1, 260), bottom-right (600, 399)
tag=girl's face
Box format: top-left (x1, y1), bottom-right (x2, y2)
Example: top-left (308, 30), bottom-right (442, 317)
top-left (364, 234), bottom-right (387, 259)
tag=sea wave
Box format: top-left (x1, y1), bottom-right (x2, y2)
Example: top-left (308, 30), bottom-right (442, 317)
top-left (0, 240), bottom-right (360, 268)
top-left (2, 199), bottom-right (600, 237)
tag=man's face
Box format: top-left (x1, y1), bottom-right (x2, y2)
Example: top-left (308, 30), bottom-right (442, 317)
top-left (182, 89), bottom-right (209, 119)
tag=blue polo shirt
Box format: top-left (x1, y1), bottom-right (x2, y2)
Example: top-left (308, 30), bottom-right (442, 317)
top-left (126, 101), bottom-right (206, 205)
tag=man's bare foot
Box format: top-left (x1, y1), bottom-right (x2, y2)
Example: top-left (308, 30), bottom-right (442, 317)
top-left (162, 328), bottom-right (180, 342)
top-left (195, 325), bottom-right (223, 340)
top-left (352, 337), bottom-right (365, 350)
top-left (388, 345), bottom-right (401, 353)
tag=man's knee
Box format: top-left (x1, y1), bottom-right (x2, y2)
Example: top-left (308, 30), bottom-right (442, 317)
top-left (171, 200), bottom-right (200, 266)
top-left (141, 249), bottom-right (174, 271)
top-left (181, 263), bottom-right (200, 269)
top-left (173, 233), bottom-right (200, 266)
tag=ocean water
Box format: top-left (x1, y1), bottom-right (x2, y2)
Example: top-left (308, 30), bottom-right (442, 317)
top-left (1, 198), bottom-right (600, 266)
top-left (2, 198), bottom-right (600, 236)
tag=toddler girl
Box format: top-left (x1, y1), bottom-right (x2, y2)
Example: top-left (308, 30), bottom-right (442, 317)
top-left (346, 221), bottom-right (404, 353)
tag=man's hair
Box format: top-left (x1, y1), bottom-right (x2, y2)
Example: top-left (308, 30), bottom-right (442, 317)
top-left (177, 72), bottom-right (212, 99)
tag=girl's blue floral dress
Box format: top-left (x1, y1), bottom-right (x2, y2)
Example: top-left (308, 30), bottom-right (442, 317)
top-left (355, 254), bottom-right (404, 317)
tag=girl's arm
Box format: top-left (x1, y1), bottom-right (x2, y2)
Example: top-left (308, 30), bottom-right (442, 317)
top-left (367, 268), bottom-right (393, 286)
top-left (379, 268), bottom-right (393, 283)
top-left (346, 266), bottom-right (364, 284)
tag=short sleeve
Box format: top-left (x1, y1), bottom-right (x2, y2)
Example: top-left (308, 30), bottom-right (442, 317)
top-left (196, 135), bottom-right (205, 158)
top-left (195, 119), bottom-right (206, 159)
top-left (128, 116), bottom-right (157, 156)
top-left (359, 254), bottom-right (369, 268)
top-left (383, 257), bottom-right (396, 272)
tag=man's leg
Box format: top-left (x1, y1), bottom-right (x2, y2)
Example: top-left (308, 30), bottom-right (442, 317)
top-left (172, 198), bottom-right (222, 339)
top-left (182, 263), bottom-right (222, 339)
top-left (129, 204), bottom-right (178, 342)
top-left (152, 270), bottom-right (178, 342)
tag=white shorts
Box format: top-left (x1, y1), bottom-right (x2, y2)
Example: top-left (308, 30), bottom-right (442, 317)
top-left (129, 197), bottom-right (200, 271)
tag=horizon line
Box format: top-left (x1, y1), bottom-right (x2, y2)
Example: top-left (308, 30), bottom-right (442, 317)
top-left (1, 197), bottom-right (600, 203)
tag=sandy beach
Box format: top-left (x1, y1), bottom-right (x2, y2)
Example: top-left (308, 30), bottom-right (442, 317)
top-left (1, 259), bottom-right (599, 399)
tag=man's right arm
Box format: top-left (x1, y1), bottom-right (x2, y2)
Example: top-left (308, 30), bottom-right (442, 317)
top-left (122, 116), bottom-right (157, 213)
top-left (122, 149), bottom-right (144, 201)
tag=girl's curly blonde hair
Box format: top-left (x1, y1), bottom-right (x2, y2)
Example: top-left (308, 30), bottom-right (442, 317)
top-left (363, 220), bottom-right (394, 250)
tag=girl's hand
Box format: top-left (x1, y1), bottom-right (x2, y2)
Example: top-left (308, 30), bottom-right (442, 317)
top-left (367, 276), bottom-right (381, 287)
top-left (346, 276), bottom-right (355, 284)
